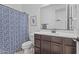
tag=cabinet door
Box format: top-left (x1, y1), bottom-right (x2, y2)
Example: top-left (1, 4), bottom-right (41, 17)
top-left (41, 40), bottom-right (51, 54)
top-left (63, 45), bottom-right (76, 54)
top-left (51, 43), bottom-right (63, 54)
top-left (51, 36), bottom-right (63, 44)
top-left (41, 35), bottom-right (51, 41)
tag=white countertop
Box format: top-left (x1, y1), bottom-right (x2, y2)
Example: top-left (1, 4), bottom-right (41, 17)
top-left (34, 30), bottom-right (77, 39)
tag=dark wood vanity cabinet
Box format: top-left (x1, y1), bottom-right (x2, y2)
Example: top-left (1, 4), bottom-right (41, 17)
top-left (34, 34), bottom-right (76, 54)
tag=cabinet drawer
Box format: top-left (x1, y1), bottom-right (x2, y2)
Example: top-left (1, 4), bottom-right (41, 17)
top-left (35, 47), bottom-right (40, 54)
top-left (51, 36), bottom-right (63, 44)
top-left (35, 39), bottom-right (40, 47)
top-left (34, 34), bottom-right (41, 39)
top-left (41, 35), bottom-right (51, 41)
top-left (63, 38), bottom-right (76, 46)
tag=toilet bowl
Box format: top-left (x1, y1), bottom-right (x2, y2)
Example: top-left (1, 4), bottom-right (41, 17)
top-left (22, 41), bottom-right (33, 54)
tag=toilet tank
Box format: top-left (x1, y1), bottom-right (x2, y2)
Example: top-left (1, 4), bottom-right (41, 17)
top-left (29, 33), bottom-right (34, 44)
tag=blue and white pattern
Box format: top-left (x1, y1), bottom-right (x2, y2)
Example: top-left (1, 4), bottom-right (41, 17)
top-left (0, 5), bottom-right (29, 54)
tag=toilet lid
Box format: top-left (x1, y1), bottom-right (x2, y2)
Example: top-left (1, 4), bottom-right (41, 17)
top-left (22, 41), bottom-right (32, 48)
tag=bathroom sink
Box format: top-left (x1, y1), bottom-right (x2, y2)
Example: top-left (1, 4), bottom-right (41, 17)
top-left (51, 30), bottom-right (56, 33)
top-left (35, 30), bottom-right (77, 38)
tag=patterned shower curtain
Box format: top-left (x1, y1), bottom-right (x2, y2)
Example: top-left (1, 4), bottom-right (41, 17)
top-left (0, 5), bottom-right (29, 54)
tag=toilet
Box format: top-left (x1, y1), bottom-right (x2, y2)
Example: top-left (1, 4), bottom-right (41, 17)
top-left (22, 33), bottom-right (34, 54)
top-left (22, 41), bottom-right (33, 54)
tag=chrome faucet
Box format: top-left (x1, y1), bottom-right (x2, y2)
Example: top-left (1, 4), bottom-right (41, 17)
top-left (51, 29), bottom-right (56, 33)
